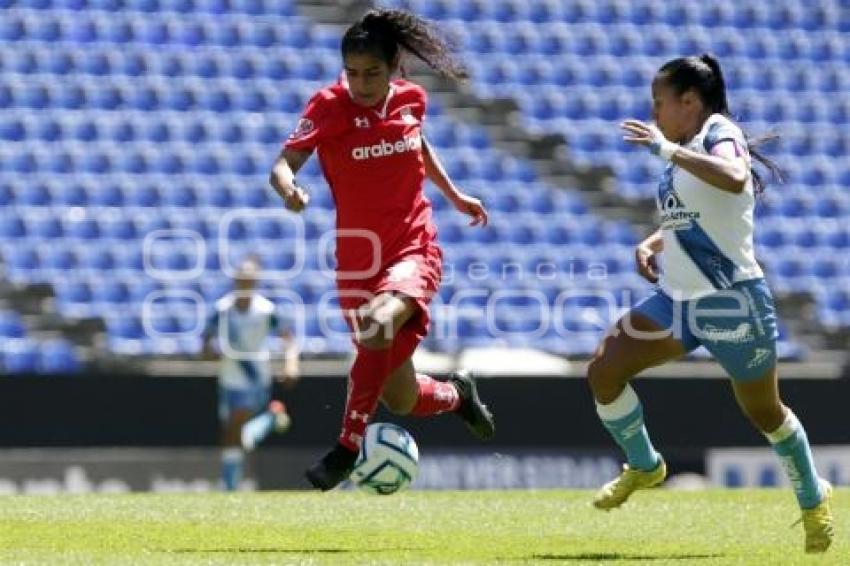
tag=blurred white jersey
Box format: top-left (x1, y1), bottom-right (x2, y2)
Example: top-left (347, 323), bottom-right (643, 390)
top-left (210, 293), bottom-right (279, 390)
top-left (656, 113), bottom-right (764, 299)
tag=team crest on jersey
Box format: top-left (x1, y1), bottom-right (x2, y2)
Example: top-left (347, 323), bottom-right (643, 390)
top-left (658, 168), bottom-right (700, 230)
top-left (289, 118), bottom-right (313, 139)
top-left (662, 190), bottom-right (684, 212)
top-left (354, 116), bottom-right (370, 128)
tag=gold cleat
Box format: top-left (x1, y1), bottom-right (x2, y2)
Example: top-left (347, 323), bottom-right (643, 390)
top-left (593, 458), bottom-right (667, 510)
top-left (798, 479), bottom-right (834, 554)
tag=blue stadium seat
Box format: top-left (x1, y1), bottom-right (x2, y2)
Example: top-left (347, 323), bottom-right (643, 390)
top-left (41, 245), bottom-right (77, 272)
top-left (90, 182), bottom-right (125, 207)
top-left (50, 182), bottom-right (88, 206)
top-left (108, 315), bottom-right (145, 340)
top-left (0, 311), bottom-right (26, 338)
top-left (78, 245), bottom-right (116, 271)
top-left (0, 214), bottom-right (26, 238)
top-left (38, 339), bottom-right (80, 373)
top-left (826, 228), bottom-right (850, 249)
top-left (141, 120), bottom-right (172, 143)
top-left (26, 213), bottom-right (63, 239)
top-left (3, 338), bottom-right (40, 373)
top-left (111, 246), bottom-right (143, 272)
top-left (2, 244), bottom-right (39, 277)
top-left (63, 217), bottom-right (101, 239)
top-left (123, 184), bottom-right (160, 207)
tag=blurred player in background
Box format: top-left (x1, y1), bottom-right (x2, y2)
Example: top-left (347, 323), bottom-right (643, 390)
top-left (586, 54), bottom-right (833, 553)
top-left (202, 255), bottom-right (300, 491)
top-left (270, 8), bottom-right (495, 491)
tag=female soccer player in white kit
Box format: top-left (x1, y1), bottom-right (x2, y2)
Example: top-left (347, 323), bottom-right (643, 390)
top-left (586, 54), bottom-right (833, 553)
top-left (202, 256), bottom-right (299, 490)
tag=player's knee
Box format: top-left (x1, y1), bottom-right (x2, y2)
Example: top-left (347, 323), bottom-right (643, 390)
top-left (356, 313), bottom-right (395, 350)
top-left (357, 326), bottom-right (393, 350)
top-left (586, 355), bottom-right (625, 404)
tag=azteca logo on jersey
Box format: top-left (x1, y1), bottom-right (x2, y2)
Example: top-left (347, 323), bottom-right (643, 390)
top-left (351, 132), bottom-right (422, 161)
top-left (658, 167), bottom-right (700, 230)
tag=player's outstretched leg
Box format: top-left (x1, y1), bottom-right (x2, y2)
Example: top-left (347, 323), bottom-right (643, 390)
top-left (220, 448), bottom-right (244, 491)
top-left (592, 383), bottom-right (667, 510)
top-left (220, 406), bottom-right (255, 491)
top-left (732, 367), bottom-right (834, 553)
top-left (304, 343), bottom-right (388, 491)
top-left (764, 412), bottom-right (833, 552)
top-left (588, 312), bottom-right (685, 509)
top-left (379, 354), bottom-right (493, 439)
top-left (306, 293), bottom-right (418, 491)
top-left (448, 370), bottom-right (495, 440)
top-left (241, 401), bottom-right (291, 451)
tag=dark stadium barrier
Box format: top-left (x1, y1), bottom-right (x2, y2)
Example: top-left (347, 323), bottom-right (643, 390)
top-left (0, 375), bottom-right (847, 490)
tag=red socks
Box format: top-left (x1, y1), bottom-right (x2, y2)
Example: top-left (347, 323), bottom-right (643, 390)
top-left (410, 374), bottom-right (461, 417)
top-left (338, 344), bottom-right (392, 452)
top-left (338, 325), bottom-right (459, 451)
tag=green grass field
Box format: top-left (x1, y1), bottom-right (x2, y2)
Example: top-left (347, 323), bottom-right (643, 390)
top-left (0, 489), bottom-right (846, 565)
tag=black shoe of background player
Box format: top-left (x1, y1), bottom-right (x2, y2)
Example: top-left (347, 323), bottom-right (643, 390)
top-left (449, 370), bottom-right (495, 440)
top-left (305, 442), bottom-right (359, 491)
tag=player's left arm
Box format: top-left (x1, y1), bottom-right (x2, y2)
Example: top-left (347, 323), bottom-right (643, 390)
top-left (422, 137), bottom-right (488, 227)
top-left (670, 140), bottom-right (748, 193)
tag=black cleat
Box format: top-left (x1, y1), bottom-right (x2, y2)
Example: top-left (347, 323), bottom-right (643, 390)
top-left (449, 370), bottom-right (495, 440)
top-left (305, 443), bottom-right (359, 491)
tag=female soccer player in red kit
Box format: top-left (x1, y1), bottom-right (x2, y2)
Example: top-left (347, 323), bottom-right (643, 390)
top-left (269, 8), bottom-right (495, 490)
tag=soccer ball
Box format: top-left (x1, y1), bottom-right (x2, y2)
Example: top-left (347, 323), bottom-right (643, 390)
top-left (349, 423), bottom-right (419, 495)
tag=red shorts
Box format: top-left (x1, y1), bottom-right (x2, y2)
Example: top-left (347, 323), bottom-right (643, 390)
top-left (337, 243), bottom-right (442, 362)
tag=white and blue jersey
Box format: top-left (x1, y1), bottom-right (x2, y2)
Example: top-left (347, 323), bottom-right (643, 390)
top-left (207, 293), bottom-right (281, 418)
top-left (656, 113), bottom-right (763, 300)
top-left (634, 114), bottom-right (778, 380)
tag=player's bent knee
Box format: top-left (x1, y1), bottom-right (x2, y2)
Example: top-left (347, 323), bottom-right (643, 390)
top-left (355, 311), bottom-right (396, 350)
top-left (357, 327), bottom-right (393, 350)
top-left (586, 355), bottom-right (627, 404)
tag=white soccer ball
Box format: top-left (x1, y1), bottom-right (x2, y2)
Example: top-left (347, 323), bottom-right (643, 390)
top-left (349, 423), bottom-right (419, 495)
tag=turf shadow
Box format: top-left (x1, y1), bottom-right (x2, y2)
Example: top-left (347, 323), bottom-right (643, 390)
top-left (165, 547), bottom-right (417, 555)
top-left (530, 553), bottom-right (723, 562)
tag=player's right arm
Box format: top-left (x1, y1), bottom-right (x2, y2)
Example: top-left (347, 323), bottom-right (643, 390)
top-left (273, 89), bottom-right (334, 213)
top-left (269, 149), bottom-right (311, 213)
top-left (636, 228), bottom-right (663, 283)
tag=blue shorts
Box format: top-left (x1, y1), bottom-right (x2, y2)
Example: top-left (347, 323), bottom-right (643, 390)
top-left (218, 386), bottom-right (271, 422)
top-left (632, 278), bottom-right (778, 381)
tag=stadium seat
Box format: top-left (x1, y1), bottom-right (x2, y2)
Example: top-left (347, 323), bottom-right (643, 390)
top-left (38, 339), bottom-right (81, 373)
top-left (3, 338), bottom-right (40, 373)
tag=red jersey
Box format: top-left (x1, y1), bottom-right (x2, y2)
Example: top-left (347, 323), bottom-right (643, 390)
top-left (284, 78), bottom-right (437, 280)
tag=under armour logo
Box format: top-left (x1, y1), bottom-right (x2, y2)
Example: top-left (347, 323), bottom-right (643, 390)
top-left (354, 116), bottom-right (370, 128)
top-left (349, 410), bottom-right (370, 424)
